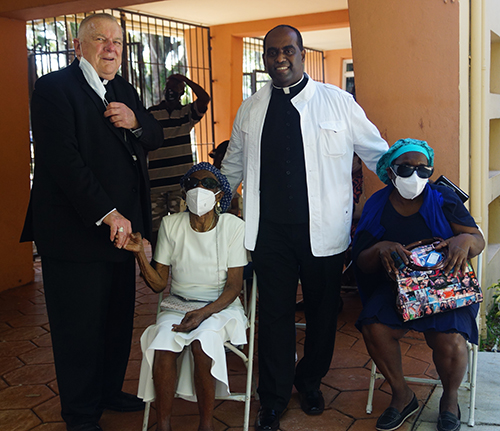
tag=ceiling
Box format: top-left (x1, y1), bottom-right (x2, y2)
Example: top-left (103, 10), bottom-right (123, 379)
top-left (125, 0), bottom-right (351, 51)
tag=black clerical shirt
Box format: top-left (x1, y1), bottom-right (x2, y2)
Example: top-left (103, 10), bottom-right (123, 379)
top-left (260, 76), bottom-right (309, 224)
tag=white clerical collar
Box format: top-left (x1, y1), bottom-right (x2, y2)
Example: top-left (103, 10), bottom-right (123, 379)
top-left (78, 57), bottom-right (108, 105)
top-left (272, 74), bottom-right (305, 94)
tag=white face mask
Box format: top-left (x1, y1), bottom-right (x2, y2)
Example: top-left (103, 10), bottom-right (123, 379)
top-left (78, 55), bottom-right (108, 105)
top-left (391, 170), bottom-right (428, 200)
top-left (186, 188), bottom-right (219, 217)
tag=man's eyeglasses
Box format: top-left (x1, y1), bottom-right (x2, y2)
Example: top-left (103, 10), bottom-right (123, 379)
top-left (184, 176), bottom-right (220, 190)
top-left (391, 164), bottom-right (434, 179)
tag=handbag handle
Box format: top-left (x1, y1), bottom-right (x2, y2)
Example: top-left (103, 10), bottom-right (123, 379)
top-left (405, 237), bottom-right (447, 271)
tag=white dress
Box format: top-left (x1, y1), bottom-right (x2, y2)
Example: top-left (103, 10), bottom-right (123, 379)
top-left (138, 212), bottom-right (248, 402)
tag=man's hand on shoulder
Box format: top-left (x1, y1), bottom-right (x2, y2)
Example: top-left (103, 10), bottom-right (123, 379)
top-left (103, 209), bottom-right (132, 249)
top-left (104, 102), bottom-right (140, 130)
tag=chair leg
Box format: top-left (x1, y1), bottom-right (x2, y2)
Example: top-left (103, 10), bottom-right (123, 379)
top-left (468, 343), bottom-right (478, 427)
top-left (243, 277), bottom-right (258, 431)
top-left (366, 360), bottom-right (377, 414)
top-left (142, 401), bottom-right (151, 431)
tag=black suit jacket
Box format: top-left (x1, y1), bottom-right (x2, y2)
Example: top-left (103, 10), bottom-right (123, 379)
top-left (21, 60), bottom-right (163, 262)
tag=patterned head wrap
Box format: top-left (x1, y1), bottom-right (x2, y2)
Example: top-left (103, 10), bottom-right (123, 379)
top-left (180, 162), bottom-right (232, 213)
top-left (376, 138), bottom-right (434, 184)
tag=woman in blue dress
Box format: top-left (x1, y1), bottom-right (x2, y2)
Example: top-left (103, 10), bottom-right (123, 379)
top-left (352, 139), bottom-right (484, 431)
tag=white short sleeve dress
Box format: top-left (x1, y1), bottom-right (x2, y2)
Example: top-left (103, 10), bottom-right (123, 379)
top-left (137, 212), bottom-right (249, 402)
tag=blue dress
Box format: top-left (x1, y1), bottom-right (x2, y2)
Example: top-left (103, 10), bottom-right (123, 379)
top-left (352, 183), bottom-right (480, 344)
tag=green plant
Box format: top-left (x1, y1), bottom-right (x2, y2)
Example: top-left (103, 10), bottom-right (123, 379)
top-left (482, 280), bottom-right (500, 351)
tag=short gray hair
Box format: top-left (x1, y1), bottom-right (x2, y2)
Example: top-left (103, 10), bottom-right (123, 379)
top-left (77, 13), bottom-right (121, 41)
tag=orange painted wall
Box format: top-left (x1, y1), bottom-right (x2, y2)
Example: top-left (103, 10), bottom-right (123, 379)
top-left (209, 10), bottom-right (350, 143)
top-left (324, 48), bottom-right (352, 87)
top-left (0, 17), bottom-right (34, 290)
top-left (349, 0), bottom-right (460, 198)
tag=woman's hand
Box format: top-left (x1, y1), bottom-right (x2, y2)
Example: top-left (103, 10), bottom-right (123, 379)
top-left (437, 233), bottom-right (479, 275)
top-left (172, 309), bottom-right (209, 333)
top-left (357, 241), bottom-right (411, 278)
top-left (123, 232), bottom-right (143, 254)
top-left (378, 241), bottom-right (412, 277)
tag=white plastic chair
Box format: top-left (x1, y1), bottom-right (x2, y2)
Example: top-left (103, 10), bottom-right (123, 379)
top-left (142, 274), bottom-right (258, 431)
top-left (366, 253), bottom-right (482, 427)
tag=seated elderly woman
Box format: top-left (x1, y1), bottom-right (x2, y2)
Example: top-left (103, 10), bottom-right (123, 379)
top-left (352, 139), bottom-right (484, 431)
top-left (125, 162), bottom-right (248, 431)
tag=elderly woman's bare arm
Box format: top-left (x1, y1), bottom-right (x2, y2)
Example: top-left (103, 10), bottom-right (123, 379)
top-left (172, 266), bottom-right (244, 333)
top-left (125, 232), bottom-right (170, 292)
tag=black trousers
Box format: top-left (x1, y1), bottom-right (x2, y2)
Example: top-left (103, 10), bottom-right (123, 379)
top-left (252, 220), bottom-right (344, 413)
top-left (41, 255), bottom-right (136, 426)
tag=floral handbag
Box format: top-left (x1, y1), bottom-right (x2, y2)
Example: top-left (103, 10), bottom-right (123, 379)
top-left (394, 238), bottom-right (483, 322)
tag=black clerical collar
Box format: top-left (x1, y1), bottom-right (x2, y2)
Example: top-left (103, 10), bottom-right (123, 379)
top-left (272, 74), bottom-right (307, 95)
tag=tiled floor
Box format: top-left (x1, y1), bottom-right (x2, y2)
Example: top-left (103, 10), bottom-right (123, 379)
top-left (0, 258), bottom-right (439, 431)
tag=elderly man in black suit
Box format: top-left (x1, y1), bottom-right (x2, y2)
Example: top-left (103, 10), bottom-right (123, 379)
top-left (21, 13), bottom-right (162, 431)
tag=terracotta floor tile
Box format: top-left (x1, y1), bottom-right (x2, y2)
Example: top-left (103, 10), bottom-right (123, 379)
top-left (4, 363), bottom-right (57, 385)
top-left (30, 295), bottom-right (46, 304)
top-left (350, 338), bottom-right (369, 356)
top-left (19, 346), bottom-right (54, 364)
top-left (0, 298), bottom-right (34, 313)
top-left (280, 406), bottom-right (353, 431)
top-left (0, 310), bottom-right (24, 322)
top-left (132, 328), bottom-right (146, 343)
top-left (124, 359), bottom-right (141, 380)
top-left (32, 333), bottom-right (52, 348)
top-left (0, 409), bottom-right (42, 431)
top-left (407, 341), bottom-right (435, 363)
top-left (286, 385), bottom-right (339, 412)
top-left (30, 423), bottom-right (67, 431)
top-left (121, 379), bottom-right (139, 395)
top-left (335, 389), bottom-right (388, 418)
top-left (135, 303), bottom-right (158, 315)
top-left (0, 264), bottom-right (440, 431)
top-left (322, 366), bottom-right (372, 392)
top-left (0, 356), bottom-right (24, 375)
top-left (1, 284), bottom-right (43, 300)
top-left (100, 409), bottom-right (147, 431)
top-left (7, 313), bottom-right (49, 328)
top-left (401, 355), bottom-right (431, 376)
top-left (129, 341), bottom-right (143, 360)
top-left (136, 294), bottom-right (162, 305)
top-left (33, 395), bottom-right (63, 422)
top-left (0, 326), bottom-right (47, 342)
top-left (0, 340), bottom-right (37, 357)
top-left (47, 378), bottom-right (59, 394)
top-left (214, 399), bottom-right (256, 427)
top-left (18, 303), bottom-right (47, 315)
top-left (331, 347), bottom-right (371, 369)
top-left (0, 385), bottom-right (56, 409)
top-left (348, 417), bottom-right (386, 431)
top-left (134, 314), bottom-right (156, 328)
top-left (334, 330), bottom-right (358, 350)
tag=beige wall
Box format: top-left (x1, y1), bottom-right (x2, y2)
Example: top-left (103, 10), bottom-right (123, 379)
top-left (349, 0), bottom-right (460, 198)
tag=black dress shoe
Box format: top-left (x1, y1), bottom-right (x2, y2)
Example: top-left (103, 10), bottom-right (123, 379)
top-left (376, 393), bottom-right (419, 431)
top-left (67, 424), bottom-right (102, 431)
top-left (437, 405), bottom-right (461, 431)
top-left (100, 391), bottom-right (145, 412)
top-left (299, 389), bottom-right (325, 415)
top-left (255, 407), bottom-right (280, 431)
